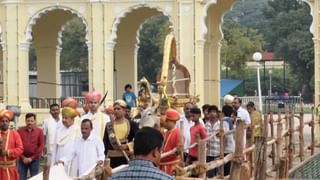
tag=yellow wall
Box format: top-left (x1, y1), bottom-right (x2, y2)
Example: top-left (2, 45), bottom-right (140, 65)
top-left (0, 0), bottom-right (315, 110)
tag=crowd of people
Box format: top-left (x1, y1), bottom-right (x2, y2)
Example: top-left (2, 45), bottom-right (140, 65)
top-left (0, 84), bottom-right (262, 180)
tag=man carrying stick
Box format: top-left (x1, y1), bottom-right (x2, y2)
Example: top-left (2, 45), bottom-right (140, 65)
top-left (160, 109), bottom-right (181, 175)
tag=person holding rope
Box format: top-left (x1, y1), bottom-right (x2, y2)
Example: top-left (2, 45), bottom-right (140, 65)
top-left (103, 100), bottom-right (138, 168)
top-left (188, 107), bottom-right (207, 164)
top-left (160, 108), bottom-right (181, 175)
top-left (205, 105), bottom-right (230, 178)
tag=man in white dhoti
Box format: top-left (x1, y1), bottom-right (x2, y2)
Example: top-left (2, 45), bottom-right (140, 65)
top-left (42, 103), bottom-right (61, 162)
top-left (58, 119), bottom-right (105, 177)
top-left (81, 91), bottom-right (110, 139)
top-left (52, 107), bottom-right (80, 175)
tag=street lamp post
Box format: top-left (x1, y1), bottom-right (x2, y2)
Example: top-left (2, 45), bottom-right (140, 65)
top-left (269, 69), bottom-right (272, 96)
top-left (253, 52), bottom-right (263, 112)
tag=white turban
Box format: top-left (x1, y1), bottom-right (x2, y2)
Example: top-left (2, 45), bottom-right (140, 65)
top-left (224, 94), bottom-right (234, 104)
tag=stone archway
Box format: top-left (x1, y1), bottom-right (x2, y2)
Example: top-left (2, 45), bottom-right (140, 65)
top-left (109, 5), bottom-right (174, 99)
top-left (25, 6), bottom-right (89, 98)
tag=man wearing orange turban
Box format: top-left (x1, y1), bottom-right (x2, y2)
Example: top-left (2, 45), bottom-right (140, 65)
top-left (81, 91), bottom-right (110, 139)
top-left (62, 98), bottom-right (78, 109)
top-left (62, 98), bottom-right (81, 127)
top-left (0, 110), bottom-right (23, 180)
top-left (160, 109), bottom-right (181, 176)
top-left (52, 107), bottom-right (80, 175)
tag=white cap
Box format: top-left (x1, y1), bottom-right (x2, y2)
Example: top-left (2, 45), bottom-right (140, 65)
top-left (224, 94), bottom-right (234, 104)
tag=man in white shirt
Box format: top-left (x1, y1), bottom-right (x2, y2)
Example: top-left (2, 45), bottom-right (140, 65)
top-left (81, 91), bottom-right (110, 139)
top-left (42, 103), bottom-right (61, 162)
top-left (52, 107), bottom-right (81, 175)
top-left (232, 97), bottom-right (251, 146)
top-left (176, 102), bottom-right (194, 160)
top-left (232, 97), bottom-right (251, 125)
top-left (59, 119), bottom-right (105, 177)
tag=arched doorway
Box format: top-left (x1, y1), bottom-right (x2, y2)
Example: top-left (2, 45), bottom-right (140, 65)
top-left (26, 7), bottom-right (88, 100)
top-left (110, 6), bottom-right (174, 99)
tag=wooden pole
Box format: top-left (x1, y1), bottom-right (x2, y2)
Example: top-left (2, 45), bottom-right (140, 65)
top-left (253, 114), bottom-right (268, 180)
top-left (279, 157), bottom-right (289, 179)
top-left (43, 156), bottom-right (50, 180)
top-left (288, 112), bottom-right (294, 169)
top-left (230, 120), bottom-right (244, 180)
top-left (198, 139), bottom-right (206, 178)
top-left (219, 114), bottom-right (225, 178)
top-left (299, 110), bottom-right (304, 162)
top-left (311, 106), bottom-right (315, 155)
top-left (269, 112), bottom-right (276, 166)
top-left (103, 159), bottom-right (111, 180)
top-left (285, 111), bottom-right (289, 154)
top-left (179, 121), bottom-right (185, 167)
top-left (276, 116), bottom-right (283, 179)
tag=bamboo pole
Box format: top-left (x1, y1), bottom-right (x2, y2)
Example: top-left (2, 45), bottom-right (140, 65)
top-left (198, 139), bottom-right (206, 178)
top-left (269, 112), bottom-right (276, 166)
top-left (279, 157), bottom-right (289, 179)
top-left (288, 112), bottom-right (294, 169)
top-left (285, 111), bottom-right (289, 153)
top-left (43, 156), bottom-right (50, 180)
top-left (179, 121), bottom-right (185, 167)
top-left (229, 120), bottom-right (244, 180)
top-left (219, 114), bottom-right (225, 178)
top-left (103, 159), bottom-right (111, 180)
top-left (311, 106), bottom-right (315, 155)
top-left (248, 121), bottom-right (255, 177)
top-left (276, 116), bottom-right (283, 179)
top-left (206, 154), bottom-right (234, 171)
top-left (299, 110), bottom-right (304, 162)
top-left (253, 114), bottom-right (268, 180)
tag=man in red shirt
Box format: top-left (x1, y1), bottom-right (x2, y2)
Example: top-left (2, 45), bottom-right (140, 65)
top-left (17, 113), bottom-right (44, 180)
top-left (189, 107), bottom-right (207, 164)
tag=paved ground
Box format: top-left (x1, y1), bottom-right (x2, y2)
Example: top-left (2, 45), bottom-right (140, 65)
top-left (264, 113), bottom-right (320, 179)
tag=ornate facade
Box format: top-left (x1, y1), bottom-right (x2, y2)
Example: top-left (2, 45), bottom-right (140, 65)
top-left (0, 0), bottom-right (316, 110)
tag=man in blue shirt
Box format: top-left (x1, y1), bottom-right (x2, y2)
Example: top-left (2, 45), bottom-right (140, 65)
top-left (110, 127), bottom-right (173, 180)
top-left (122, 84), bottom-right (137, 108)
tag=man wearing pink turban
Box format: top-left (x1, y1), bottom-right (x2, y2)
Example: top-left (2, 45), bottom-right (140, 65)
top-left (81, 91), bottom-right (110, 139)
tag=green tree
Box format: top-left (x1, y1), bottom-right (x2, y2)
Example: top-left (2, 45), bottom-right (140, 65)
top-left (224, 0), bottom-right (269, 31)
top-left (263, 0), bottom-right (314, 100)
top-left (137, 15), bottom-right (170, 84)
top-left (221, 19), bottom-right (264, 79)
top-left (60, 17), bottom-right (88, 72)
